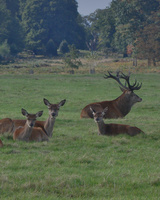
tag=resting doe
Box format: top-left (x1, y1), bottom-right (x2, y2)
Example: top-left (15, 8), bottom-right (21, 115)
top-left (90, 107), bottom-right (144, 136)
top-left (0, 98), bottom-right (66, 137)
top-left (13, 109), bottom-right (49, 142)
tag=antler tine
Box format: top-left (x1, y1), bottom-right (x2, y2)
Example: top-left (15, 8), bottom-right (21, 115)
top-left (132, 82), bottom-right (142, 90)
top-left (120, 72), bottom-right (142, 91)
top-left (119, 71), bottom-right (130, 82)
top-left (104, 71), bottom-right (128, 89)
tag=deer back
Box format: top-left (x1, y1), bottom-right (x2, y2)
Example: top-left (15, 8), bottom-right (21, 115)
top-left (104, 123), bottom-right (142, 136)
top-left (0, 118), bottom-right (14, 134)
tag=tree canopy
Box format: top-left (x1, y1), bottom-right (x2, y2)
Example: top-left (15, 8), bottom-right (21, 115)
top-left (0, 0), bottom-right (160, 64)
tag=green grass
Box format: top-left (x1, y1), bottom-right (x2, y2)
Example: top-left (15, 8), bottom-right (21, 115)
top-left (0, 73), bottom-right (160, 199)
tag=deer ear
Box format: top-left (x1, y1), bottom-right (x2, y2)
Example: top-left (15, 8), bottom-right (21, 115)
top-left (102, 107), bottom-right (108, 116)
top-left (36, 111), bottom-right (43, 118)
top-left (58, 99), bottom-right (66, 107)
top-left (21, 108), bottom-right (28, 117)
top-left (43, 98), bottom-right (51, 107)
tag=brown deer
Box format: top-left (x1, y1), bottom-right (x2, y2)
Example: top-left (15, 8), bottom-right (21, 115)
top-left (90, 107), bottom-right (144, 136)
top-left (37, 98), bottom-right (66, 137)
top-left (13, 109), bottom-right (49, 142)
top-left (80, 71), bottom-right (142, 119)
top-left (0, 118), bottom-right (14, 134)
top-left (0, 98), bottom-right (66, 137)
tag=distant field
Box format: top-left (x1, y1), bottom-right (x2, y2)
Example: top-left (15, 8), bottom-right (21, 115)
top-left (0, 53), bottom-right (160, 75)
top-left (0, 73), bottom-right (160, 199)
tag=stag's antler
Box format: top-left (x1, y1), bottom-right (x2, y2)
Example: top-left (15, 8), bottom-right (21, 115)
top-left (104, 71), bottom-right (128, 90)
top-left (104, 71), bottom-right (142, 91)
top-left (119, 72), bottom-right (142, 91)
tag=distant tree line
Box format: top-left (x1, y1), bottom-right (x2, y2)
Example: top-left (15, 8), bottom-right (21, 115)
top-left (84, 0), bottom-right (160, 66)
top-left (0, 0), bottom-right (160, 66)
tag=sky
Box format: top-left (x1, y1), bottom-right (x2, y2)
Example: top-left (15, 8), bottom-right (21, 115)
top-left (77, 0), bottom-right (112, 16)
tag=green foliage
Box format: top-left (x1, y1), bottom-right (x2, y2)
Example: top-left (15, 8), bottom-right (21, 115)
top-left (0, 0), bottom-right (24, 55)
top-left (0, 40), bottom-right (10, 61)
top-left (84, 0), bottom-right (160, 58)
top-left (0, 73), bottom-right (160, 199)
top-left (135, 9), bottom-right (160, 65)
top-left (59, 40), bottom-right (69, 54)
top-left (1, 0), bottom-right (160, 60)
top-left (0, 0), bottom-right (11, 43)
top-left (20, 0), bottom-right (85, 53)
top-left (64, 44), bottom-right (82, 69)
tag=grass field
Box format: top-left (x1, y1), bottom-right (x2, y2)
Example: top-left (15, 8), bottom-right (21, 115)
top-left (0, 72), bottom-right (160, 199)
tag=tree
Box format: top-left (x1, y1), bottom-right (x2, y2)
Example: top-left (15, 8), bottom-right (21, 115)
top-left (90, 8), bottom-right (116, 52)
top-left (135, 10), bottom-right (160, 66)
top-left (64, 44), bottom-right (82, 72)
top-left (0, 0), bottom-right (11, 43)
top-left (0, 0), bottom-right (24, 54)
top-left (20, 0), bottom-right (86, 53)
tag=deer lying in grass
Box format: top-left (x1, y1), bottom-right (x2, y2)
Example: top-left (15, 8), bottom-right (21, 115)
top-left (90, 107), bottom-right (144, 136)
top-left (81, 71), bottom-right (142, 119)
top-left (40, 98), bottom-right (66, 137)
top-left (0, 118), bottom-right (14, 134)
top-left (13, 109), bottom-right (49, 142)
top-left (0, 98), bottom-right (66, 137)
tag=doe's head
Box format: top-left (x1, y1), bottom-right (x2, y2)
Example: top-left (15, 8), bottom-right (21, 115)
top-left (90, 107), bottom-right (108, 123)
top-left (21, 108), bottom-right (43, 128)
top-left (43, 98), bottom-right (66, 118)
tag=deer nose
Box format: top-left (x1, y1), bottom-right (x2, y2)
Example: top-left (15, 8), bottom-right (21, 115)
top-left (139, 98), bottom-right (142, 102)
top-left (95, 118), bottom-right (100, 123)
top-left (30, 123), bottom-right (34, 127)
top-left (52, 113), bottom-right (56, 117)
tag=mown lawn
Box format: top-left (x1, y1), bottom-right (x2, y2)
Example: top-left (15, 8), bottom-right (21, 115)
top-left (0, 73), bottom-right (160, 199)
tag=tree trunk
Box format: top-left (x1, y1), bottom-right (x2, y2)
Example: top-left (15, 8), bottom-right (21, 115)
top-left (148, 58), bottom-right (151, 66)
top-left (153, 58), bottom-right (156, 66)
top-left (133, 58), bottom-right (137, 66)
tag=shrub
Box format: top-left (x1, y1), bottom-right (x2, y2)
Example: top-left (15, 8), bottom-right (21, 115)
top-left (0, 40), bottom-right (10, 58)
top-left (0, 40), bottom-right (10, 63)
top-left (63, 44), bottom-right (82, 70)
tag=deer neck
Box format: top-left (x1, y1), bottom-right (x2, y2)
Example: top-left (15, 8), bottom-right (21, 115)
top-left (96, 120), bottom-right (106, 135)
top-left (44, 115), bottom-right (56, 137)
top-left (18, 123), bottom-right (33, 141)
top-left (115, 93), bottom-right (132, 117)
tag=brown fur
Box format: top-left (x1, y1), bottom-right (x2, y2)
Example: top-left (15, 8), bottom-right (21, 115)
top-left (0, 98), bottom-right (66, 137)
top-left (81, 71), bottom-right (142, 119)
top-left (13, 109), bottom-right (49, 142)
top-left (0, 118), bottom-right (14, 134)
top-left (81, 89), bottom-right (142, 119)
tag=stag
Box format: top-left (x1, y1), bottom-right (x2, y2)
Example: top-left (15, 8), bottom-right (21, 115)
top-left (90, 107), bottom-right (144, 136)
top-left (80, 71), bottom-right (142, 119)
